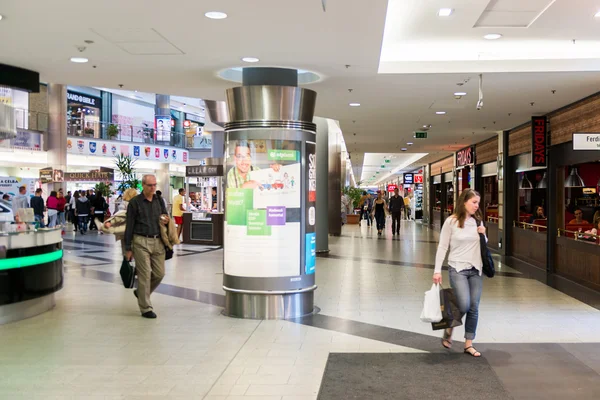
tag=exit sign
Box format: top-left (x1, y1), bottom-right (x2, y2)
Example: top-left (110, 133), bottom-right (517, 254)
top-left (415, 131), bottom-right (427, 139)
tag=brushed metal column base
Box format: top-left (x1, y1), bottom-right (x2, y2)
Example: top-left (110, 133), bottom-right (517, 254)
top-left (0, 293), bottom-right (56, 325)
top-left (223, 287), bottom-right (316, 320)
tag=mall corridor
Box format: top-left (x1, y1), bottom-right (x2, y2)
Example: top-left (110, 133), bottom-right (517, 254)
top-left (0, 222), bottom-right (599, 399)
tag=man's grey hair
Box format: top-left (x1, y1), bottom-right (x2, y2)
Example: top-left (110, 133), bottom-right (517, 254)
top-left (142, 174), bottom-right (156, 185)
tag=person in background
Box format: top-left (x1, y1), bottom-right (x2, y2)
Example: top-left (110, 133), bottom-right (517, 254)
top-left (372, 191), bottom-right (388, 236)
top-left (172, 188), bottom-right (186, 240)
top-left (31, 188), bottom-right (45, 228)
top-left (69, 191), bottom-right (80, 231)
top-left (568, 208), bottom-right (589, 225)
top-left (433, 189), bottom-right (486, 358)
top-left (156, 190), bottom-right (169, 214)
top-left (409, 195), bottom-right (416, 220)
top-left (91, 192), bottom-right (107, 232)
top-left (388, 188), bottom-right (404, 236)
top-left (584, 218), bottom-right (600, 236)
top-left (100, 188), bottom-right (138, 256)
top-left (404, 194), bottom-right (411, 220)
top-left (212, 187), bottom-right (218, 209)
top-left (359, 192), bottom-right (373, 227)
top-left (341, 193), bottom-right (350, 226)
top-left (56, 190), bottom-right (67, 226)
top-left (76, 190), bottom-right (91, 234)
top-left (46, 190), bottom-right (59, 228)
top-left (2, 194), bottom-right (9, 201)
top-left (124, 174), bottom-right (169, 319)
top-left (11, 186), bottom-right (29, 219)
top-left (88, 189), bottom-right (97, 231)
top-left (529, 206), bottom-right (546, 224)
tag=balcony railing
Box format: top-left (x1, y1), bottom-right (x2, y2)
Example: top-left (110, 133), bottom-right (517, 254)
top-left (66, 119), bottom-right (211, 150)
top-left (13, 108), bottom-right (49, 132)
top-left (558, 228), bottom-right (600, 245)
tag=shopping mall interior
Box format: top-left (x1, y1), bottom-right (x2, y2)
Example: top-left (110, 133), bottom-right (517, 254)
top-left (1, 1), bottom-right (600, 399)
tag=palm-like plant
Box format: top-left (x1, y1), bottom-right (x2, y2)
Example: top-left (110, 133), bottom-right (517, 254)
top-left (114, 154), bottom-right (140, 194)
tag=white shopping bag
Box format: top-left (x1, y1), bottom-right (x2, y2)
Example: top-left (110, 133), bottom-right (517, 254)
top-left (420, 283), bottom-right (442, 323)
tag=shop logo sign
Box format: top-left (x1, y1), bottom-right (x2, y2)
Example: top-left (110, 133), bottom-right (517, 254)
top-left (531, 116), bottom-right (547, 167)
top-left (144, 146), bottom-right (151, 158)
top-left (111, 145), bottom-right (117, 155)
top-left (77, 140), bottom-right (84, 153)
top-left (183, 151), bottom-right (188, 162)
top-left (67, 139), bottom-right (72, 150)
top-left (403, 173), bottom-right (414, 184)
top-left (102, 144), bottom-right (107, 154)
top-left (456, 146), bottom-right (474, 167)
top-left (164, 149), bottom-right (169, 159)
top-left (133, 146), bottom-right (140, 157)
top-left (172, 150), bottom-right (176, 160)
top-left (155, 148), bottom-right (160, 158)
top-left (67, 92), bottom-right (96, 106)
top-left (89, 142), bottom-right (97, 153)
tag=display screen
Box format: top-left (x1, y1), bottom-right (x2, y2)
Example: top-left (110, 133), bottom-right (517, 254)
top-left (224, 139), bottom-right (302, 278)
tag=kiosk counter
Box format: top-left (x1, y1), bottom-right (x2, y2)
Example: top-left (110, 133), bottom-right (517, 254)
top-left (0, 227), bottom-right (63, 324)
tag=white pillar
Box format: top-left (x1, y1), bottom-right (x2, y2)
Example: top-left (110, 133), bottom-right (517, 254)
top-left (47, 84), bottom-right (67, 192)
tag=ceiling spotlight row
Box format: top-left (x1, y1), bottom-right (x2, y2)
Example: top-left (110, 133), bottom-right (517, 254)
top-left (204, 12), bottom-right (259, 63)
top-left (437, 8), bottom-right (502, 40)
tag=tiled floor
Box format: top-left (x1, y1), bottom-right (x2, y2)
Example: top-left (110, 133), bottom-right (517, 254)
top-left (1, 221), bottom-right (600, 399)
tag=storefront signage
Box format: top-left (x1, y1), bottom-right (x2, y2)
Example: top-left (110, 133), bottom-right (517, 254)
top-left (572, 133), bottom-right (600, 150)
top-left (387, 184), bottom-right (398, 192)
top-left (67, 91), bottom-right (99, 107)
top-left (403, 173), bottom-right (414, 184)
top-left (186, 165), bottom-right (224, 177)
top-left (456, 146), bottom-right (475, 167)
top-left (185, 113), bottom-right (205, 124)
top-left (39, 167), bottom-right (53, 183)
top-left (414, 175), bottom-right (424, 184)
top-left (64, 169), bottom-right (114, 182)
top-left (66, 137), bottom-right (189, 164)
top-left (0, 177), bottom-right (36, 198)
top-left (531, 116), bottom-right (547, 167)
top-left (0, 130), bottom-right (42, 151)
top-left (415, 131), bottom-right (427, 139)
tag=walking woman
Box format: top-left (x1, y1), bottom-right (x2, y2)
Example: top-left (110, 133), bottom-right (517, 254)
top-left (371, 191), bottom-right (388, 236)
top-left (433, 188), bottom-right (486, 357)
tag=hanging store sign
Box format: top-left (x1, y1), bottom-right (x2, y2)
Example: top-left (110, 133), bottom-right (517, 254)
top-left (572, 133), bottom-right (600, 150)
top-left (66, 137), bottom-right (189, 164)
top-left (39, 167), bottom-right (53, 183)
top-left (64, 168), bottom-right (114, 182)
top-left (531, 116), bottom-right (547, 167)
top-left (186, 165), bottom-right (224, 177)
top-left (403, 173), bottom-right (414, 184)
top-left (67, 91), bottom-right (100, 107)
top-left (414, 175), bottom-right (424, 184)
top-left (387, 184), bottom-right (398, 192)
top-left (185, 112), bottom-right (205, 125)
top-left (456, 146), bottom-right (475, 167)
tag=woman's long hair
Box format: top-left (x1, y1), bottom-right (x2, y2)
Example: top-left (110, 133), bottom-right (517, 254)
top-left (452, 188), bottom-right (483, 228)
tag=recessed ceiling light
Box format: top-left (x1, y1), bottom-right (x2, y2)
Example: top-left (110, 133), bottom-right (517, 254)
top-left (349, 103), bottom-right (361, 107)
top-left (205, 11), bottom-right (227, 19)
top-left (0, 14), bottom-right (3, 21)
top-left (595, 11), bottom-right (600, 17)
top-left (454, 92), bottom-right (467, 96)
top-left (438, 8), bottom-right (453, 17)
top-left (436, 111), bottom-right (446, 115)
top-left (484, 33), bottom-right (503, 40)
top-left (407, 142), bottom-right (413, 145)
top-left (401, 148), bottom-right (408, 151)
top-left (241, 57), bottom-right (259, 63)
top-left (70, 57), bottom-right (88, 63)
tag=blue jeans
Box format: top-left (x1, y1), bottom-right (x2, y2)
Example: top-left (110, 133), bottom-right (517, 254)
top-left (78, 215), bottom-right (88, 232)
top-left (57, 211), bottom-right (65, 226)
top-left (34, 215), bottom-right (45, 228)
top-left (449, 266), bottom-right (483, 340)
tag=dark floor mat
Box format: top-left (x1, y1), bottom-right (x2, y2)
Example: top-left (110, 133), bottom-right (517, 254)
top-left (318, 352), bottom-right (512, 400)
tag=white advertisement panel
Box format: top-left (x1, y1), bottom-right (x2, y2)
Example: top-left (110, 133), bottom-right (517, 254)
top-left (0, 177), bottom-right (37, 199)
top-left (224, 139), bottom-right (302, 278)
top-left (573, 133), bottom-right (600, 150)
top-left (111, 96), bottom-right (155, 142)
top-left (66, 137), bottom-right (189, 164)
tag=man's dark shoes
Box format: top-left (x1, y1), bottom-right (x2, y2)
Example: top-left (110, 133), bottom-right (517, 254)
top-left (141, 311), bottom-right (157, 319)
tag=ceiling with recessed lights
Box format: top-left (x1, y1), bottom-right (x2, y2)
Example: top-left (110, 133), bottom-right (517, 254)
top-left (1, 0), bottom-right (600, 183)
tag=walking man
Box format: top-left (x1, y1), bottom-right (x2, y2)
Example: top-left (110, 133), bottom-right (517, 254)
top-left (388, 187), bottom-right (405, 236)
top-left (172, 188), bottom-right (185, 240)
top-left (124, 174), bottom-right (169, 319)
top-left (31, 188), bottom-right (45, 228)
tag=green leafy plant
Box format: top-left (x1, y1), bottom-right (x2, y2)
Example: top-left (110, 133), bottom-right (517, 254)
top-left (84, 127), bottom-right (94, 136)
top-left (114, 154), bottom-right (140, 195)
top-left (343, 185), bottom-right (365, 211)
top-left (107, 124), bottom-right (119, 138)
top-left (94, 181), bottom-right (113, 199)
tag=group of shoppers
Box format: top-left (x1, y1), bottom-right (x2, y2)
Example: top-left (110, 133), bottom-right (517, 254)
top-left (358, 188), bottom-right (408, 236)
top-left (68, 189), bottom-right (108, 234)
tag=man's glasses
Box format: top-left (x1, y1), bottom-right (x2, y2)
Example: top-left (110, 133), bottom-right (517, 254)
top-left (234, 154), bottom-right (251, 161)
top-left (144, 183), bottom-right (157, 187)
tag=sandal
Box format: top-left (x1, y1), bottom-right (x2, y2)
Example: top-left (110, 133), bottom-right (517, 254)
top-left (464, 346), bottom-right (481, 357)
top-left (441, 329), bottom-right (452, 349)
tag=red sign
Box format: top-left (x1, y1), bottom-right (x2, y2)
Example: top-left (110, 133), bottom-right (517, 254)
top-left (414, 175), bottom-right (423, 183)
top-left (387, 184), bottom-right (398, 192)
top-left (183, 120), bottom-right (191, 128)
top-left (531, 116), bottom-right (547, 167)
top-left (456, 146), bottom-right (474, 167)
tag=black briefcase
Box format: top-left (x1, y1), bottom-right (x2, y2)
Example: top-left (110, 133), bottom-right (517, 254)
top-left (119, 258), bottom-right (136, 289)
top-left (431, 287), bottom-right (463, 331)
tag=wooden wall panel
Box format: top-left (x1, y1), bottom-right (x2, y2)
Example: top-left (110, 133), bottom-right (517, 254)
top-left (556, 237), bottom-right (600, 292)
top-left (431, 156), bottom-right (453, 175)
top-left (511, 227), bottom-right (547, 269)
top-left (550, 94), bottom-right (600, 146)
top-left (508, 125), bottom-right (530, 157)
top-left (475, 137), bottom-right (498, 165)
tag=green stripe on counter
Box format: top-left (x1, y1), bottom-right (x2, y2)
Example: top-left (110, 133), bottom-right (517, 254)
top-left (0, 249), bottom-right (63, 271)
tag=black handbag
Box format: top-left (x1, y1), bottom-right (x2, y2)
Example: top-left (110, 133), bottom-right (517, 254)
top-left (479, 221), bottom-right (495, 278)
top-left (165, 247), bottom-right (174, 260)
top-left (432, 287), bottom-right (463, 331)
top-left (119, 258), bottom-right (136, 289)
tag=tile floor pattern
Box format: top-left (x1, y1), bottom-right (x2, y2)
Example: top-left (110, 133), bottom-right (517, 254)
top-left (0, 221), bottom-right (599, 399)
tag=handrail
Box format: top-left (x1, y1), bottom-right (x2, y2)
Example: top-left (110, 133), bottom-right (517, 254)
top-left (513, 220), bottom-right (547, 232)
top-left (557, 228), bottom-right (599, 244)
top-left (487, 216), bottom-right (499, 223)
top-left (12, 107), bottom-right (49, 132)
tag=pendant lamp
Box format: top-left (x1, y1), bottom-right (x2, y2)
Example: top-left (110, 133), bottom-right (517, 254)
top-left (519, 174), bottom-right (533, 190)
top-left (536, 172), bottom-right (548, 189)
top-left (564, 167), bottom-right (585, 188)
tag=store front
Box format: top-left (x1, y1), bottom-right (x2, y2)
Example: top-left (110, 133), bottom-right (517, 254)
top-left (474, 136), bottom-right (500, 249)
top-left (184, 112), bottom-right (210, 149)
top-left (67, 90), bottom-right (102, 138)
top-left (429, 156), bottom-right (454, 230)
top-left (455, 145), bottom-right (474, 200)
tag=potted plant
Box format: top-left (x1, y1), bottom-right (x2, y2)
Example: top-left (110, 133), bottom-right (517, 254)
top-left (107, 124), bottom-right (119, 139)
top-left (114, 154), bottom-right (141, 195)
top-left (94, 181), bottom-right (113, 199)
top-left (343, 184), bottom-right (364, 224)
top-left (84, 127), bottom-right (94, 137)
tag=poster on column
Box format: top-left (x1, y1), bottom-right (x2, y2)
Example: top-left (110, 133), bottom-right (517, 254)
top-left (224, 139), bottom-right (302, 278)
top-left (305, 141), bottom-right (316, 275)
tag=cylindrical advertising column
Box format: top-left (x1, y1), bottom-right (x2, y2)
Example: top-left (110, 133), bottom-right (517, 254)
top-left (223, 77), bottom-right (317, 319)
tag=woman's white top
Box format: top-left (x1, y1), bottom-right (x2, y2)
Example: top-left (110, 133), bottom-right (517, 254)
top-left (434, 216), bottom-right (483, 276)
